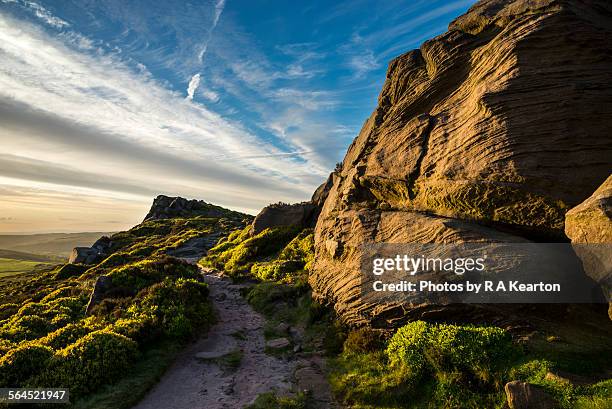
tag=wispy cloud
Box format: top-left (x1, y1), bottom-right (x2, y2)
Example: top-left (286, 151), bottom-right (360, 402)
top-left (197, 0), bottom-right (226, 63)
top-left (186, 73), bottom-right (201, 100)
top-left (0, 13), bottom-right (322, 218)
top-left (1, 0), bottom-right (70, 28)
top-left (201, 89), bottom-right (220, 102)
top-left (348, 50), bottom-right (379, 78)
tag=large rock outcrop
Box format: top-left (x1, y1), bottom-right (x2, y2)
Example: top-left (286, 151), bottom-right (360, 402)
top-left (311, 0), bottom-right (612, 326)
top-left (565, 174), bottom-right (612, 318)
top-left (68, 236), bottom-right (111, 265)
top-left (251, 172), bottom-right (336, 235)
top-left (144, 195), bottom-right (245, 222)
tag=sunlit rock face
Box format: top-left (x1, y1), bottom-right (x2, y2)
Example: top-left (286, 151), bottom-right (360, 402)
top-left (565, 175), bottom-right (612, 319)
top-left (310, 0), bottom-right (612, 327)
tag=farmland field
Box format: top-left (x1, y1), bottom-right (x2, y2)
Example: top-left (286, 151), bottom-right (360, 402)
top-left (0, 257), bottom-right (56, 277)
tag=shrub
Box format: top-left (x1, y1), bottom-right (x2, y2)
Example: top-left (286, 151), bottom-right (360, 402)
top-left (201, 226), bottom-right (302, 277)
top-left (95, 252), bottom-right (131, 270)
top-left (109, 318), bottom-right (158, 344)
top-left (251, 260), bottom-right (303, 281)
top-left (246, 391), bottom-right (311, 409)
top-left (3, 315), bottom-right (51, 341)
top-left (40, 323), bottom-right (92, 350)
top-left (40, 287), bottom-right (76, 302)
top-left (40, 330), bottom-right (138, 395)
top-left (0, 339), bottom-right (15, 355)
top-left (128, 278), bottom-right (212, 339)
top-left (0, 343), bottom-right (54, 387)
top-left (386, 320), bottom-right (431, 372)
top-left (0, 303), bottom-right (18, 320)
top-left (386, 321), bottom-right (516, 384)
top-left (107, 256), bottom-right (198, 294)
top-left (246, 282), bottom-right (301, 315)
top-left (45, 296), bottom-right (86, 319)
top-left (344, 328), bottom-right (383, 354)
top-left (278, 230), bottom-right (314, 269)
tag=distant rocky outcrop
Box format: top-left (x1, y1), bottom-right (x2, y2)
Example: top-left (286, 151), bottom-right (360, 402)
top-left (251, 172), bottom-right (335, 235)
top-left (310, 0), bottom-right (612, 326)
top-left (565, 175), bottom-right (612, 318)
top-left (68, 236), bottom-right (111, 265)
top-left (144, 195), bottom-right (246, 222)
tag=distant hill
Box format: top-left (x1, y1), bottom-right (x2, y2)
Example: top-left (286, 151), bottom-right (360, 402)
top-left (0, 232), bottom-right (114, 258)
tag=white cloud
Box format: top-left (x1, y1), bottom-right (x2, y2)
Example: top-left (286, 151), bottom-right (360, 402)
top-left (271, 88), bottom-right (337, 110)
top-left (201, 89), bottom-right (220, 102)
top-left (7, 0), bottom-right (70, 28)
top-left (0, 13), bottom-right (325, 221)
top-left (348, 50), bottom-right (379, 78)
top-left (186, 73), bottom-right (201, 100)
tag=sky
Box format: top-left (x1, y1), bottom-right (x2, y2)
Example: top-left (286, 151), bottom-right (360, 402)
top-left (0, 0), bottom-right (472, 233)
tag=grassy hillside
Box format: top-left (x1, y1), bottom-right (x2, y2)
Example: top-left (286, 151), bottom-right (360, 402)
top-left (0, 232), bottom-right (114, 258)
top-left (0, 209), bottom-right (251, 408)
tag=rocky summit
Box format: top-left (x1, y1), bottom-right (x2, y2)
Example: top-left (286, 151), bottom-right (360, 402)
top-left (310, 0), bottom-right (612, 327)
top-left (144, 195), bottom-right (247, 222)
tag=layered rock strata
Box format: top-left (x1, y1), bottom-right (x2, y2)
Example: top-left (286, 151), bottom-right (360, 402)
top-left (311, 0), bottom-right (612, 326)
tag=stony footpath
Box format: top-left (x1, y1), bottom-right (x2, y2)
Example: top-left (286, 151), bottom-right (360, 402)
top-left (133, 260), bottom-right (335, 409)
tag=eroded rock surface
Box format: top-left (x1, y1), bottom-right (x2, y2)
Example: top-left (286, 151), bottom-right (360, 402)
top-left (565, 175), bottom-right (612, 244)
top-left (311, 0), bottom-right (612, 326)
top-left (565, 174), bottom-right (612, 318)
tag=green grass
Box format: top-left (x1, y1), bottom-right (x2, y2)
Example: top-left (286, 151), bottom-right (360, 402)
top-left (0, 258), bottom-right (56, 276)
top-left (246, 391), bottom-right (312, 409)
top-left (71, 341), bottom-right (183, 409)
top-left (329, 314), bottom-right (612, 409)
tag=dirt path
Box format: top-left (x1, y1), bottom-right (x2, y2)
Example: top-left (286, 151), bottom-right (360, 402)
top-left (132, 264), bottom-right (296, 409)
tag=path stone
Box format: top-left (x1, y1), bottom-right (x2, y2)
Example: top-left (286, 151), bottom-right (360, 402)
top-left (195, 351), bottom-right (230, 360)
top-left (266, 338), bottom-right (291, 349)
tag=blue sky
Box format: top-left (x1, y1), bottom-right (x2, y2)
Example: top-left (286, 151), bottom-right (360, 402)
top-left (0, 0), bottom-right (472, 233)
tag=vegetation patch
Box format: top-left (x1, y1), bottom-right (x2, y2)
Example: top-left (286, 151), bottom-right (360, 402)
top-left (0, 213), bottom-right (250, 405)
top-left (200, 226), bottom-right (307, 279)
top-left (329, 320), bottom-right (612, 409)
top-left (246, 391), bottom-right (312, 409)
